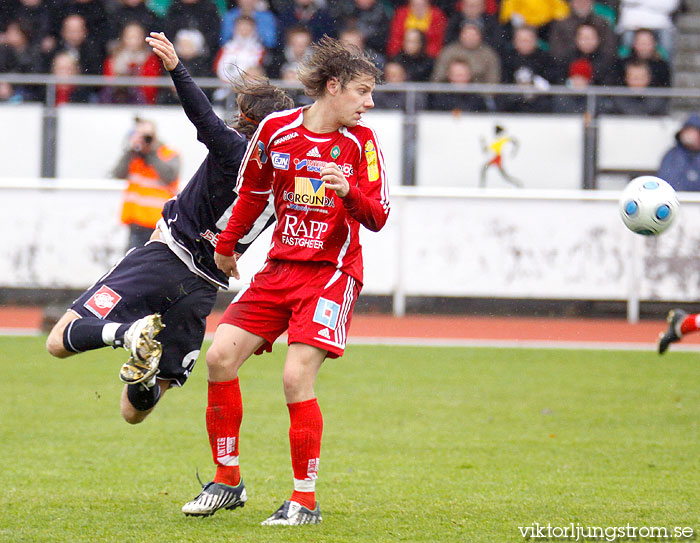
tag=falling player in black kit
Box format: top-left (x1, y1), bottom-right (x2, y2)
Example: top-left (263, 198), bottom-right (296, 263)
top-left (46, 32), bottom-right (294, 424)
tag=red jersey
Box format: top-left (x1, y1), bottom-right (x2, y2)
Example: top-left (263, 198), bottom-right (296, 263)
top-left (216, 107), bottom-right (390, 284)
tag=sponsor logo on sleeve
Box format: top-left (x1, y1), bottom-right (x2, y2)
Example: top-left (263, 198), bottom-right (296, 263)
top-left (84, 285), bottom-right (122, 318)
top-left (364, 140), bottom-right (379, 182)
top-left (271, 151), bottom-right (290, 170)
top-left (258, 141), bottom-right (268, 163)
top-left (251, 140), bottom-right (268, 169)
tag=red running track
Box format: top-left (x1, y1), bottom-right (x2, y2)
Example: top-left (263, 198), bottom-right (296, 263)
top-left (3, 305), bottom-right (699, 349)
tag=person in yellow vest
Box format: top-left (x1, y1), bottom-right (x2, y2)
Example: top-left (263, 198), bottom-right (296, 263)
top-left (113, 117), bottom-right (181, 250)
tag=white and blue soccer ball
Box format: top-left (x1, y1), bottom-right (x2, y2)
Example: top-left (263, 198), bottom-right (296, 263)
top-left (619, 176), bottom-right (680, 236)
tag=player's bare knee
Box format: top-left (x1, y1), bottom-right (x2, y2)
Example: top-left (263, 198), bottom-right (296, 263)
top-left (121, 381), bottom-right (164, 423)
top-left (121, 406), bottom-right (149, 425)
top-left (121, 392), bottom-right (147, 424)
top-left (206, 343), bottom-right (234, 374)
top-left (282, 368), bottom-right (304, 398)
top-left (46, 312), bottom-right (78, 358)
top-left (46, 328), bottom-right (71, 358)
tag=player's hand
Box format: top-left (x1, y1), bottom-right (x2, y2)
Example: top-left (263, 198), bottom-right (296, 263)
top-left (321, 162), bottom-right (349, 198)
top-left (214, 252), bottom-right (240, 280)
top-left (145, 32), bottom-right (179, 71)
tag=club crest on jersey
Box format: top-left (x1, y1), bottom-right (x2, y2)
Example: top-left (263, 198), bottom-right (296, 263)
top-left (271, 151), bottom-right (290, 170)
top-left (331, 145), bottom-right (340, 159)
top-left (313, 298), bottom-right (340, 329)
top-left (283, 177), bottom-right (335, 207)
top-left (364, 140), bottom-right (379, 182)
top-left (84, 285), bottom-right (122, 319)
top-left (294, 158), bottom-right (325, 173)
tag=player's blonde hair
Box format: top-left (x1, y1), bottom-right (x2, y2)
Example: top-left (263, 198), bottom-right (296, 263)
top-left (297, 35), bottom-right (382, 98)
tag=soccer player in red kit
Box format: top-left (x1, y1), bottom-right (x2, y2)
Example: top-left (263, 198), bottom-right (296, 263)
top-left (181, 37), bottom-right (389, 525)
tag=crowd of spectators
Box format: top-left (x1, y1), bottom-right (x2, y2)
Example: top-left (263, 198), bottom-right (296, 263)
top-left (0, 0), bottom-right (685, 114)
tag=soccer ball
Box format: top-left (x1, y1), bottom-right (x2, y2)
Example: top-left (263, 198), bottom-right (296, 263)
top-left (619, 176), bottom-right (679, 236)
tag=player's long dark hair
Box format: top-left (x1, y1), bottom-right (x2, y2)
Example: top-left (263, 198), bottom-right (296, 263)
top-left (230, 75), bottom-right (294, 138)
top-left (298, 35), bottom-right (382, 98)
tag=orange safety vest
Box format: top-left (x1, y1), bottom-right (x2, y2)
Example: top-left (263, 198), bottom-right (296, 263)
top-left (120, 145), bottom-right (179, 229)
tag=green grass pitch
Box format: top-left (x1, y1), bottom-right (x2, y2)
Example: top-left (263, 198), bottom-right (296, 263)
top-left (1, 336), bottom-right (699, 542)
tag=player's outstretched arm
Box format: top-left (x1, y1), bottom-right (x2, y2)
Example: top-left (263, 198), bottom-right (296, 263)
top-left (146, 31), bottom-right (243, 164)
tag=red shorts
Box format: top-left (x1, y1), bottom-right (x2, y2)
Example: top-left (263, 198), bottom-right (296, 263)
top-left (487, 155), bottom-right (502, 167)
top-left (220, 260), bottom-right (361, 358)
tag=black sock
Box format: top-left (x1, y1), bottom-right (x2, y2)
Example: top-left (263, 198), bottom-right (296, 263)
top-left (63, 318), bottom-right (130, 353)
top-left (127, 381), bottom-right (162, 411)
top-left (111, 323), bottom-right (131, 347)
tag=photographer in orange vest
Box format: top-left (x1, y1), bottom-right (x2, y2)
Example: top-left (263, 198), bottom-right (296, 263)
top-left (113, 117), bottom-right (181, 250)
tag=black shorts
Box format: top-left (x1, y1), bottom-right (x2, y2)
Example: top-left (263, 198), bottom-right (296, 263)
top-left (70, 241), bottom-right (218, 387)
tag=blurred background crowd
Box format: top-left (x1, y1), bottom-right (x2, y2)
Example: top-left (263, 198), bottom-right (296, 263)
top-left (0, 0), bottom-right (687, 113)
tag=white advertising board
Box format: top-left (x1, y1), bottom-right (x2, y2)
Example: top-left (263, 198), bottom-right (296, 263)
top-left (415, 114), bottom-right (584, 189)
top-left (0, 104), bottom-right (43, 178)
top-left (361, 110), bottom-right (403, 187)
top-left (55, 106), bottom-right (404, 188)
top-left (597, 115), bottom-right (683, 171)
top-left (56, 105), bottom-right (209, 185)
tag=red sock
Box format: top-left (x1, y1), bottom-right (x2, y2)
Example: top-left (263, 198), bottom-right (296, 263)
top-left (680, 314), bottom-right (699, 334)
top-left (288, 398), bottom-right (323, 510)
top-left (206, 379), bottom-right (242, 487)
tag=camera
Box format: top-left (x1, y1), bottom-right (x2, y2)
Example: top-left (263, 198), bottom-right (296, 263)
top-left (143, 134), bottom-right (154, 144)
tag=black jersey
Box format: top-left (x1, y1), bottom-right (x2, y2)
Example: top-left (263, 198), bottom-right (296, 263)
top-left (159, 62), bottom-right (275, 289)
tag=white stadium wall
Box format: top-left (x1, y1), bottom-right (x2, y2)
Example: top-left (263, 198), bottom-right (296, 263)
top-left (3, 181), bottom-right (700, 314)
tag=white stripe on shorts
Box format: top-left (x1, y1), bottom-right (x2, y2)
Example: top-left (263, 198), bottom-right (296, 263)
top-left (333, 275), bottom-right (355, 348)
